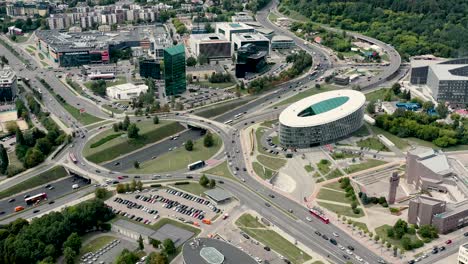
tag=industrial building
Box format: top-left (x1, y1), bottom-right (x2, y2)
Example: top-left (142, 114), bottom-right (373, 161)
top-left (182, 238), bottom-right (257, 264)
top-left (235, 44), bottom-right (267, 78)
top-left (164, 45), bottom-right (186, 96)
top-left (215, 22), bottom-right (255, 42)
top-left (189, 33), bottom-right (231, 59)
top-left (271, 35), bottom-right (295, 49)
top-left (279, 90), bottom-right (365, 148)
top-left (231, 33), bottom-right (270, 55)
top-left (106, 83), bottom-right (148, 100)
top-left (0, 67), bottom-right (17, 102)
top-left (139, 59), bottom-right (161, 79)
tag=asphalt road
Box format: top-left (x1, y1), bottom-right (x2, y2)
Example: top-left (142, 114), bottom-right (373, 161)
top-left (101, 128), bottom-right (203, 171)
top-left (0, 176), bottom-right (90, 218)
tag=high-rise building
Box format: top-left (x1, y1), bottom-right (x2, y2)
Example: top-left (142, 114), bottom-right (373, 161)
top-left (387, 172), bottom-right (400, 204)
top-left (0, 67), bottom-right (18, 101)
top-left (139, 59), bottom-right (161, 79)
top-left (164, 45), bottom-right (186, 96)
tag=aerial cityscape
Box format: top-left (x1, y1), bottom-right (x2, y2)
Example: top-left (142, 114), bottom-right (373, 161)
top-left (0, 0), bottom-right (467, 264)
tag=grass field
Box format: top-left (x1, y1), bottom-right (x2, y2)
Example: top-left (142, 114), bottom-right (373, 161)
top-left (369, 126), bottom-right (410, 150)
top-left (62, 103), bottom-right (103, 125)
top-left (260, 119), bottom-right (278, 128)
top-left (272, 136), bottom-right (280, 145)
top-left (317, 160), bottom-right (331, 175)
top-left (323, 181), bottom-right (343, 191)
top-left (127, 134), bottom-right (221, 173)
top-left (236, 214), bottom-right (312, 263)
top-left (325, 169), bottom-right (344, 180)
top-left (198, 81), bottom-right (236, 89)
top-left (304, 164), bottom-right (314, 172)
top-left (14, 35), bottom-right (29, 43)
top-left (257, 155), bottom-right (287, 171)
top-left (27, 45), bottom-right (36, 51)
top-left (352, 125), bottom-right (370, 137)
top-left (273, 84), bottom-right (339, 107)
top-left (365, 88), bottom-right (396, 102)
top-left (268, 12), bottom-right (279, 22)
top-left (317, 201), bottom-right (364, 218)
top-left (7, 151), bottom-right (24, 171)
top-left (195, 98), bottom-right (251, 118)
top-left (40, 61), bottom-right (48, 67)
top-left (252, 162), bottom-right (275, 180)
top-left (79, 235), bottom-right (116, 257)
top-left (345, 159), bottom-right (387, 174)
top-left (351, 221), bottom-right (369, 233)
top-left (357, 137), bottom-right (389, 151)
top-left (0, 166), bottom-right (68, 199)
top-left (84, 121), bottom-right (184, 164)
top-left (38, 53), bottom-right (45, 60)
top-left (170, 182), bottom-right (211, 197)
top-left (203, 161), bottom-right (235, 180)
top-left (317, 188), bottom-right (350, 204)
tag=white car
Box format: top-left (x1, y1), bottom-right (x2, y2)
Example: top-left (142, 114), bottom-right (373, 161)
top-left (355, 255), bottom-right (363, 262)
top-left (332, 232), bottom-right (339, 237)
top-left (338, 245), bottom-right (345, 250)
top-left (306, 217), bottom-right (312, 222)
top-left (346, 249), bottom-right (353, 255)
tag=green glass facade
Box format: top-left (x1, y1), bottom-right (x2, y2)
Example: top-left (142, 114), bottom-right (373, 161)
top-left (164, 45), bottom-right (186, 96)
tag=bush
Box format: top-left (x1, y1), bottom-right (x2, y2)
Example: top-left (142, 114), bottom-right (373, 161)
top-left (174, 181), bottom-right (189, 185)
top-left (150, 184), bottom-right (162, 187)
top-left (353, 208), bottom-right (360, 214)
top-left (411, 239), bottom-right (424, 249)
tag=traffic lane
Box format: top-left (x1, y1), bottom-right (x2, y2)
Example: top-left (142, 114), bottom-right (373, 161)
top-left (0, 185), bottom-right (96, 225)
top-left (0, 176), bottom-right (90, 217)
top-left (101, 129), bottom-right (203, 171)
top-left (419, 236), bottom-right (466, 264)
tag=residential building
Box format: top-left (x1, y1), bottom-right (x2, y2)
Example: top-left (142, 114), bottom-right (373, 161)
top-left (189, 33), bottom-right (231, 59)
top-left (164, 45), bottom-right (186, 96)
top-left (215, 22), bottom-right (255, 41)
top-left (271, 35), bottom-right (295, 49)
top-left (139, 59), bottom-right (161, 79)
top-left (0, 67), bottom-right (17, 101)
top-left (459, 243), bottom-right (468, 264)
top-left (106, 83), bottom-right (148, 100)
top-left (6, 2), bottom-right (49, 17)
top-left (232, 33), bottom-right (270, 55)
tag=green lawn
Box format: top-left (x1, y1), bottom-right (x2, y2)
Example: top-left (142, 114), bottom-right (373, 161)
top-left (357, 137), bottom-right (389, 151)
top-left (272, 136), bottom-right (280, 145)
top-left (170, 182), bottom-right (211, 196)
top-left (79, 235), bottom-right (116, 257)
top-left (304, 164), bottom-right (314, 172)
top-left (127, 134), bottom-right (221, 173)
top-left (14, 35), bottom-right (29, 43)
top-left (40, 61), bottom-right (48, 67)
top-left (257, 155), bottom-right (286, 171)
top-left (195, 98), bottom-right (251, 118)
top-left (352, 125), bottom-right (370, 137)
top-left (323, 181), bottom-right (343, 191)
top-left (252, 162), bottom-right (275, 180)
top-left (317, 188), bottom-right (350, 204)
top-left (102, 104), bottom-right (124, 114)
top-left (365, 88), bottom-right (395, 102)
top-left (0, 166), bottom-right (68, 199)
top-left (27, 45), bottom-right (36, 51)
top-left (316, 160), bottom-right (331, 175)
top-left (375, 224), bottom-right (419, 250)
top-left (7, 151), bottom-right (24, 172)
top-left (351, 221), bottom-right (369, 233)
top-left (331, 151), bottom-right (359, 160)
top-left (318, 201), bottom-right (364, 218)
top-left (38, 53), bottom-right (45, 60)
top-left (325, 169), bottom-right (344, 180)
top-left (235, 214), bottom-right (265, 228)
top-left (268, 12), bottom-right (279, 22)
top-left (152, 217), bottom-right (201, 235)
top-left (203, 161), bottom-right (235, 180)
top-left (260, 119), bottom-right (278, 128)
top-left (62, 103), bottom-right (103, 125)
top-left (369, 126), bottom-right (410, 150)
top-left (273, 84), bottom-right (339, 107)
top-left (84, 121), bottom-right (185, 164)
top-left (198, 81), bottom-right (236, 89)
top-left (345, 159), bottom-right (387, 174)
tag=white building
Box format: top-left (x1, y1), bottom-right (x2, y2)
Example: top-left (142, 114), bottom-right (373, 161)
top-left (271, 35), bottom-right (295, 50)
top-left (231, 12), bottom-right (254, 23)
top-left (232, 33), bottom-right (270, 55)
top-left (0, 67), bottom-right (18, 101)
top-left (215, 22), bottom-right (255, 42)
top-left (106, 83), bottom-right (148, 100)
top-left (459, 243), bottom-right (468, 264)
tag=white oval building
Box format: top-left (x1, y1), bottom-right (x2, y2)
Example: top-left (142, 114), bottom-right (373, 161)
top-left (279, 90), bottom-right (366, 148)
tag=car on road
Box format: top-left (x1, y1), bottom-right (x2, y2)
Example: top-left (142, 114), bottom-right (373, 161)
top-left (330, 238), bottom-right (337, 245)
top-left (343, 255), bottom-right (350, 260)
top-left (263, 246), bottom-right (270, 251)
top-left (445, 239), bottom-right (452, 244)
top-left (439, 246), bottom-right (446, 251)
top-left (355, 255), bottom-right (363, 262)
top-left (315, 231), bottom-right (321, 236)
top-left (45, 184), bottom-right (51, 188)
top-left (268, 194), bottom-right (275, 198)
top-left (321, 234), bottom-right (329, 240)
top-left (332, 232), bottom-right (339, 237)
top-left (24, 194), bottom-right (30, 198)
top-left (465, 232), bottom-right (468, 237)
top-left (48, 201), bottom-right (55, 204)
top-left (33, 210), bottom-right (40, 214)
top-left (306, 217), bottom-right (312, 222)
top-left (114, 162), bottom-right (120, 166)
top-left (265, 203), bottom-right (271, 207)
top-left (8, 198), bottom-right (15, 203)
top-left (347, 246), bottom-right (354, 251)
top-left (218, 180), bottom-right (224, 184)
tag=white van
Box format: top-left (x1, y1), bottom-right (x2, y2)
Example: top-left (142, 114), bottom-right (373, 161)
top-left (72, 184), bottom-right (79, 189)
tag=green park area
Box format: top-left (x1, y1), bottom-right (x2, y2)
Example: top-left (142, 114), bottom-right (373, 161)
top-left (368, 126), bottom-right (409, 150)
top-left (252, 162), bottom-right (275, 180)
top-left (357, 137), bottom-right (389, 151)
top-left (318, 201), bottom-right (364, 218)
top-left (317, 188), bottom-right (350, 204)
top-left (195, 98), bottom-right (251, 118)
top-left (0, 166), bottom-right (68, 199)
top-left (273, 84), bottom-right (338, 107)
top-left (260, 119), bottom-right (278, 128)
top-left (344, 159), bottom-right (387, 174)
top-left (304, 164), bottom-right (314, 172)
top-left (127, 134), bottom-right (221, 173)
top-left (63, 103), bottom-right (103, 125)
top-left (236, 214), bottom-right (312, 263)
top-left (204, 161), bottom-right (235, 180)
top-left (169, 182), bottom-right (211, 197)
top-left (325, 169), bottom-right (343, 180)
top-left (268, 12), bottom-right (279, 22)
top-left (84, 121), bottom-right (184, 164)
top-left (316, 159), bottom-right (331, 174)
top-left (79, 235), bottom-right (116, 258)
top-left (257, 155), bottom-right (286, 171)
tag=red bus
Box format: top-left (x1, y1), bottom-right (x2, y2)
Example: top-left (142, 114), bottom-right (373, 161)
top-left (309, 208), bottom-right (330, 224)
top-left (69, 153), bottom-right (77, 163)
top-left (25, 193), bottom-right (47, 205)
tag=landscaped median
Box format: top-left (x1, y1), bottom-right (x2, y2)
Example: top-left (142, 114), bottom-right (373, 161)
top-left (83, 121), bottom-right (185, 164)
top-left (235, 214), bottom-right (312, 263)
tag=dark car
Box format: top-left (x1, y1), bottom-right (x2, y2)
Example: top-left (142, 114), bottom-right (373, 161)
top-left (33, 210), bottom-right (40, 213)
top-left (0, 211), bottom-right (5, 215)
top-left (264, 246), bottom-right (270, 251)
top-left (464, 232), bottom-right (468, 237)
top-left (186, 176), bottom-right (193, 179)
top-left (268, 194), bottom-right (275, 198)
top-left (242, 233), bottom-right (250, 239)
top-left (330, 238), bottom-right (337, 245)
top-left (321, 234), bottom-right (329, 240)
top-left (218, 180), bottom-right (224, 184)
top-left (315, 231), bottom-right (321, 236)
top-left (24, 194), bottom-right (30, 198)
top-left (439, 246), bottom-right (446, 251)
top-left (347, 245), bottom-right (354, 251)
top-left (343, 255), bottom-right (350, 260)
top-left (265, 203), bottom-right (271, 207)
top-left (45, 184), bottom-right (51, 188)
top-left (8, 198), bottom-right (15, 203)
top-left (48, 200), bottom-right (55, 204)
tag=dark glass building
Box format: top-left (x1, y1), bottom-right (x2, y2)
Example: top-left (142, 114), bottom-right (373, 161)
top-left (164, 45), bottom-right (186, 96)
top-left (235, 44), bottom-right (267, 78)
top-left (139, 59), bottom-right (161, 79)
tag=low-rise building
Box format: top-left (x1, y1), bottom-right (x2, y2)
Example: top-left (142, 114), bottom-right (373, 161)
top-left (215, 22), bottom-right (255, 42)
top-left (333, 75), bottom-right (350, 86)
top-left (235, 44), bottom-right (267, 78)
top-left (231, 12), bottom-right (254, 23)
top-left (232, 33), bottom-right (270, 55)
top-left (0, 67), bottom-right (17, 102)
top-left (187, 64), bottom-right (223, 82)
top-left (271, 35), bottom-right (295, 49)
top-left (189, 33), bottom-right (231, 59)
top-left (106, 83), bottom-right (148, 100)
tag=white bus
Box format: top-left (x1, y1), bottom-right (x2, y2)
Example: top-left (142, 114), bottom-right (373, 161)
top-left (224, 120), bottom-right (233, 125)
top-left (234, 113), bottom-right (243, 120)
top-left (187, 160), bottom-right (206, 171)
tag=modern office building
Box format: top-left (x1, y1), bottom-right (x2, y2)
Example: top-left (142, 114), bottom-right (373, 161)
top-left (106, 83), bottom-right (148, 100)
top-left (232, 33), bottom-right (270, 55)
top-left (182, 238), bottom-right (257, 264)
top-left (271, 35), bottom-right (295, 49)
top-left (0, 67), bottom-right (18, 102)
top-left (139, 59), bottom-right (161, 79)
top-left (235, 44), bottom-right (267, 78)
top-left (459, 243), bottom-right (468, 264)
top-left (279, 90), bottom-right (365, 148)
top-left (189, 33), bottom-right (231, 59)
top-left (164, 45), bottom-right (186, 96)
top-left (231, 12), bottom-right (254, 23)
top-left (215, 22), bottom-right (255, 41)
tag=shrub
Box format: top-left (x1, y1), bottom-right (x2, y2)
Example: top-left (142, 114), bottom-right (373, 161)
top-left (174, 181), bottom-right (189, 185)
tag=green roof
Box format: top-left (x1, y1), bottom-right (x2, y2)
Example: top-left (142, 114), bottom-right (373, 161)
top-left (164, 44), bottom-right (185, 56)
top-left (298, 96), bottom-right (349, 117)
top-left (229, 23), bottom-right (242, 28)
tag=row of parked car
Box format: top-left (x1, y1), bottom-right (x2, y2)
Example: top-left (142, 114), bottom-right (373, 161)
top-left (80, 239), bottom-right (120, 264)
top-left (137, 192), bottom-right (206, 220)
top-left (111, 197), bottom-right (158, 225)
top-left (165, 188), bottom-right (221, 214)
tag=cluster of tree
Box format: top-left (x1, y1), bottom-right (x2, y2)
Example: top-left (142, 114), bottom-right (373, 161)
top-left (186, 56), bottom-right (197, 67)
top-left (375, 104), bottom-right (465, 148)
top-left (199, 174), bottom-right (216, 189)
top-left (109, 48), bottom-right (131, 63)
top-left (172, 18), bottom-right (187, 35)
top-left (358, 192), bottom-right (388, 207)
top-left (246, 0), bottom-right (271, 13)
top-left (285, 50), bottom-right (313, 78)
top-left (184, 139), bottom-right (194, 151)
top-left (417, 224), bottom-right (439, 240)
top-left (385, 219), bottom-right (424, 250)
top-left (116, 179), bottom-right (144, 193)
top-left (94, 187), bottom-right (110, 199)
top-left (0, 17), bottom-right (47, 34)
top-left (131, 79), bottom-right (170, 115)
top-left (280, 0), bottom-right (468, 59)
top-left (208, 72), bottom-right (232, 83)
top-left (0, 199), bottom-right (113, 263)
top-left (88, 80), bottom-right (107, 96)
top-left (112, 116), bottom-right (140, 139)
top-left (338, 177), bottom-right (360, 214)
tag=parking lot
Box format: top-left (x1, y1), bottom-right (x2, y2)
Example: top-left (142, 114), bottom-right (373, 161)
top-left (105, 187), bottom-right (220, 227)
top-left (79, 237), bottom-right (137, 264)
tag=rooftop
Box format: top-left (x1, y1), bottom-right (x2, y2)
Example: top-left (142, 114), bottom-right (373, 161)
top-left (164, 44), bottom-right (185, 56)
top-left (0, 67), bottom-right (16, 81)
top-left (107, 83), bottom-right (148, 92)
top-left (430, 64), bottom-right (468, 81)
top-left (200, 247), bottom-right (224, 264)
top-left (279, 90), bottom-right (365, 128)
top-left (410, 147), bottom-right (452, 175)
top-left (216, 22), bottom-right (254, 31)
top-left (190, 33), bottom-right (229, 42)
top-left (272, 35), bottom-right (294, 42)
top-left (204, 188), bottom-right (232, 202)
top-left (232, 32), bottom-right (270, 42)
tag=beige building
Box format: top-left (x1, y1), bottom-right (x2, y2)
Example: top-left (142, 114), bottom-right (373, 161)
top-left (460, 243), bottom-right (468, 264)
top-left (106, 83), bottom-right (148, 100)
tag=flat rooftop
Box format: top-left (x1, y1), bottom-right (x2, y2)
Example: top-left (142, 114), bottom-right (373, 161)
top-left (182, 238), bottom-right (257, 264)
top-left (430, 64), bottom-right (468, 81)
top-left (272, 35), bottom-right (294, 42)
top-left (233, 32), bottom-right (269, 42)
top-left (216, 22), bottom-right (254, 31)
top-left (190, 33), bottom-right (229, 43)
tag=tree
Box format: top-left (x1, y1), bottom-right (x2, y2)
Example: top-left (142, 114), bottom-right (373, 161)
top-left (136, 181), bottom-right (143, 191)
top-left (386, 241), bottom-right (391, 249)
top-left (436, 102), bottom-right (449, 118)
top-left (127, 123), bottom-right (140, 138)
top-left (199, 174), bottom-right (209, 187)
top-left (6, 121), bottom-right (19, 134)
top-left (351, 201), bottom-right (358, 210)
top-left (63, 247), bottom-right (76, 264)
top-left (163, 239), bottom-right (176, 255)
top-left (198, 54), bottom-right (208, 65)
top-left (35, 138), bottom-right (52, 155)
top-left (374, 234), bottom-right (380, 242)
top-left (122, 115), bottom-right (130, 130)
top-left (115, 249), bottom-right (139, 264)
top-left (63, 232), bottom-right (81, 253)
top-left (366, 100), bottom-right (376, 114)
top-left (134, 161), bottom-right (140, 169)
top-left (138, 235), bottom-right (144, 250)
top-left (24, 147), bottom-right (45, 168)
top-left (401, 235), bottom-right (412, 250)
top-left (147, 252), bottom-right (168, 264)
top-left (204, 22), bottom-right (214, 33)
top-left (116, 183), bottom-right (126, 193)
top-left (418, 224), bottom-right (439, 239)
top-left (0, 144), bottom-right (9, 174)
top-left (391, 83), bottom-right (401, 95)
top-left (150, 238), bottom-right (162, 248)
top-left (95, 188), bottom-right (108, 199)
top-left (204, 132), bottom-right (214, 147)
top-left (16, 127), bottom-right (25, 145)
top-left (113, 123), bottom-right (119, 132)
top-left (186, 56), bottom-right (197, 66)
top-left (185, 140), bottom-right (194, 151)
top-left (315, 83), bottom-right (321, 89)
top-left (422, 101), bottom-right (435, 111)
top-left (130, 179), bottom-right (137, 192)
top-left (387, 228), bottom-right (394, 238)
top-left (208, 179), bottom-right (216, 188)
